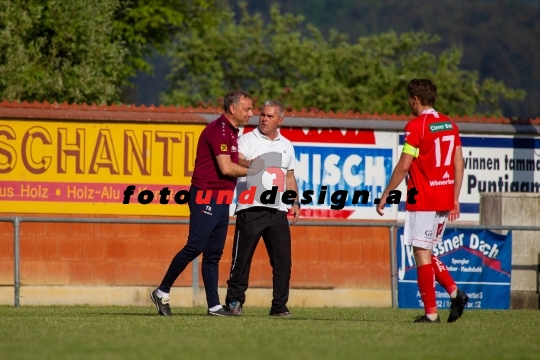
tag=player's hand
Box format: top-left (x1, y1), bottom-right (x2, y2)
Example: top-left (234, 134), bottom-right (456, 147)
top-left (376, 193), bottom-right (388, 216)
top-left (449, 200), bottom-right (460, 222)
top-left (247, 157), bottom-right (265, 176)
top-left (290, 203), bottom-right (300, 225)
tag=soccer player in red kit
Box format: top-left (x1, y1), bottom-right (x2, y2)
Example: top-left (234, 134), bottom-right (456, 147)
top-left (377, 79), bottom-right (469, 323)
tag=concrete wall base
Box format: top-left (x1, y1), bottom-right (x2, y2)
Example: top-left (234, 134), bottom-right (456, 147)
top-left (0, 286), bottom-right (391, 308)
top-left (511, 290), bottom-right (539, 310)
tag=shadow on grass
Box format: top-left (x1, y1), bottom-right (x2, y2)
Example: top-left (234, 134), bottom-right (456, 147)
top-left (80, 310), bottom-right (210, 317)
top-left (14, 306), bottom-right (426, 323)
top-left (75, 310), bottom-right (391, 322)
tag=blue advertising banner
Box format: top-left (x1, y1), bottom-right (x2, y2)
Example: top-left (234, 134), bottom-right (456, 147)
top-left (397, 227), bottom-right (512, 309)
top-left (397, 134), bottom-right (540, 222)
top-left (235, 127), bottom-right (398, 220)
top-left (293, 143), bottom-right (395, 219)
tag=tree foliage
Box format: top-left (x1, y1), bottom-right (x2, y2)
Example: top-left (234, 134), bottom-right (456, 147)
top-left (113, 0), bottom-right (227, 75)
top-left (243, 0), bottom-right (540, 118)
top-left (0, 0), bottom-right (226, 105)
top-left (0, 0), bottom-right (128, 104)
top-left (163, 3), bottom-right (525, 116)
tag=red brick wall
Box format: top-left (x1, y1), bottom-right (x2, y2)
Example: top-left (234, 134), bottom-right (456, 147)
top-left (0, 215), bottom-right (391, 290)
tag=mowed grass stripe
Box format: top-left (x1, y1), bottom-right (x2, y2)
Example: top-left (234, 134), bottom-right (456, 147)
top-left (0, 306), bottom-right (539, 360)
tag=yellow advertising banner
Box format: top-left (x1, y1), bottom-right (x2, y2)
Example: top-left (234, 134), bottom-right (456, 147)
top-left (0, 120), bottom-right (205, 216)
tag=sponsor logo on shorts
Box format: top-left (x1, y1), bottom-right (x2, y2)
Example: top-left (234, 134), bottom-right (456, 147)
top-left (436, 223), bottom-right (445, 237)
top-left (202, 205), bottom-right (213, 215)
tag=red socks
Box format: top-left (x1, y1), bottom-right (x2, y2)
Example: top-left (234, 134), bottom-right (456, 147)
top-left (431, 255), bottom-right (458, 296)
top-left (417, 256), bottom-right (458, 315)
top-left (417, 264), bottom-right (437, 315)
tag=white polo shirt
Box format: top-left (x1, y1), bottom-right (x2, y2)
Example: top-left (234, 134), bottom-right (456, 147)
top-left (235, 127), bottom-right (296, 213)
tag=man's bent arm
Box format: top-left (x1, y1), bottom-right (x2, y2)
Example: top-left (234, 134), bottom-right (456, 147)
top-left (216, 155), bottom-right (249, 177)
top-left (237, 152), bottom-right (251, 168)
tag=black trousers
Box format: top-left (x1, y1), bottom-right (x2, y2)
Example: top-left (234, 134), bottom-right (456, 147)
top-left (225, 207), bottom-right (292, 313)
top-left (158, 186), bottom-right (229, 308)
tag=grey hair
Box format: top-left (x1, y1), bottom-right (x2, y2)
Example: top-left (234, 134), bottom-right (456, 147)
top-left (262, 100), bottom-right (284, 118)
top-left (223, 90), bottom-right (252, 114)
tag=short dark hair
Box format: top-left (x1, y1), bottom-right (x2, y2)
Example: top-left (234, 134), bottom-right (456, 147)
top-left (223, 90), bottom-right (252, 114)
top-left (262, 100), bottom-right (284, 118)
top-left (407, 79), bottom-right (437, 106)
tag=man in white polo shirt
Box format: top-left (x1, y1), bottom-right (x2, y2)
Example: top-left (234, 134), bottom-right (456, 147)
top-left (225, 100), bottom-right (300, 317)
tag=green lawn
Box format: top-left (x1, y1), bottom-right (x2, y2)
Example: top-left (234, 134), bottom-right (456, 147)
top-left (0, 306), bottom-right (538, 360)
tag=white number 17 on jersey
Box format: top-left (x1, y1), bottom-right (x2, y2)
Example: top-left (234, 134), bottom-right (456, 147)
top-left (434, 135), bottom-right (455, 167)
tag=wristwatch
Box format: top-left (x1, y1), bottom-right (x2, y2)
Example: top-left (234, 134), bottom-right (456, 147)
top-left (293, 201), bottom-right (301, 208)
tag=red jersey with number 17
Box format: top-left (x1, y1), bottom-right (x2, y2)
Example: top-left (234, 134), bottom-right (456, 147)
top-left (403, 108), bottom-right (461, 211)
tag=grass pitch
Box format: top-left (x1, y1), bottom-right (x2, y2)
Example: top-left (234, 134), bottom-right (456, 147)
top-left (1, 306), bottom-right (539, 360)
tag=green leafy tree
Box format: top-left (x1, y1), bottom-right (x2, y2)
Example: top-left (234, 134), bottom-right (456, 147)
top-left (113, 0), bottom-right (227, 76)
top-left (0, 0), bottom-right (226, 105)
top-left (163, 3), bottom-right (525, 116)
top-left (0, 0), bottom-right (128, 104)
top-left (242, 0), bottom-right (540, 118)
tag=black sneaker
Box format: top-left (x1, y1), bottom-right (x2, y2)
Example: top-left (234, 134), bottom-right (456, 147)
top-left (414, 314), bottom-right (441, 323)
top-left (269, 309), bottom-right (292, 317)
top-left (150, 289), bottom-right (172, 316)
top-left (448, 289), bottom-right (469, 323)
top-left (228, 301), bottom-right (243, 316)
top-left (207, 306), bottom-right (230, 316)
